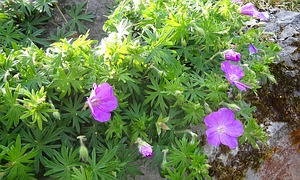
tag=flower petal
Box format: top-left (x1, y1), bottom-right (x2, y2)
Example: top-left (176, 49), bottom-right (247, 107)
top-left (221, 61), bottom-right (244, 80)
top-left (224, 49), bottom-right (241, 62)
top-left (220, 133), bottom-right (238, 149)
top-left (139, 144), bottom-right (153, 158)
top-left (97, 95), bottom-right (118, 112)
top-left (94, 83), bottom-right (115, 101)
top-left (225, 120), bottom-right (244, 137)
top-left (234, 81), bottom-right (252, 91)
top-left (248, 44), bottom-right (258, 55)
top-left (217, 108), bottom-right (235, 126)
top-left (91, 109), bottom-right (111, 122)
top-left (204, 111), bottom-right (223, 128)
top-left (231, 65), bottom-right (245, 79)
top-left (254, 11), bottom-right (269, 21)
top-left (206, 128), bottom-right (221, 146)
top-left (240, 3), bottom-right (257, 16)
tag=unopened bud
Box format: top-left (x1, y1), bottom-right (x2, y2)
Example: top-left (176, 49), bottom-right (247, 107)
top-left (135, 138), bottom-right (153, 158)
top-left (204, 101), bottom-right (212, 114)
top-left (53, 111), bottom-right (61, 120)
top-left (160, 122), bottom-right (170, 131)
top-left (220, 102), bottom-right (241, 111)
top-left (161, 149), bottom-right (169, 170)
top-left (77, 135), bottom-right (89, 161)
top-left (227, 103), bottom-right (241, 111)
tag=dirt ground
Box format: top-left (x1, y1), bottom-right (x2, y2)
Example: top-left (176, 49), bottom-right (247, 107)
top-left (46, 0), bottom-right (115, 42)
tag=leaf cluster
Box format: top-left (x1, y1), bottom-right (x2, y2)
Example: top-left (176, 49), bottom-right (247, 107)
top-left (0, 0), bottom-right (94, 48)
top-left (0, 0), bottom-right (282, 179)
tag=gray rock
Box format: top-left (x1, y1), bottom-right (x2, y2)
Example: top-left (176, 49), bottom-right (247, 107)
top-left (263, 10), bottom-right (300, 68)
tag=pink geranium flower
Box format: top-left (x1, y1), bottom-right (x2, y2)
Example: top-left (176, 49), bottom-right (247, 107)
top-left (136, 138), bottom-right (153, 158)
top-left (240, 3), bottom-right (269, 21)
top-left (240, 3), bottom-right (257, 16)
top-left (204, 108), bottom-right (244, 149)
top-left (87, 83), bottom-right (118, 122)
top-left (224, 49), bottom-right (241, 62)
top-left (248, 44), bottom-right (258, 55)
top-left (221, 61), bottom-right (251, 91)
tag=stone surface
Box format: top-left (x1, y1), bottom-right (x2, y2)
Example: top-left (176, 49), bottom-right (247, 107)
top-left (245, 10), bottom-right (300, 180)
top-left (263, 10), bottom-right (300, 67)
top-left (246, 124), bottom-right (300, 180)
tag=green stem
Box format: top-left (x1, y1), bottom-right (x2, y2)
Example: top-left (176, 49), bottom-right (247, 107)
top-left (55, 3), bottom-right (68, 24)
top-left (208, 52), bottom-right (222, 61)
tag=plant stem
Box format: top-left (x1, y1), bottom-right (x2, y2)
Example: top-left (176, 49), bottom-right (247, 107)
top-left (55, 3), bottom-right (68, 24)
top-left (208, 52), bottom-right (222, 61)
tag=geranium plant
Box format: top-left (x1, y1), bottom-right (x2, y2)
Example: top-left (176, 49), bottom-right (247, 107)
top-left (0, 0), bottom-right (281, 179)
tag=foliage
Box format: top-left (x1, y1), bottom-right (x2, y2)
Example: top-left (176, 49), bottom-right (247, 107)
top-left (66, 1), bottom-right (95, 34)
top-left (0, 0), bottom-right (94, 48)
top-left (0, 0), bottom-right (282, 179)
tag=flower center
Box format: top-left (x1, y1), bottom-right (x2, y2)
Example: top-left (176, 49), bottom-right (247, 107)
top-left (91, 98), bottom-right (101, 106)
top-left (229, 74), bottom-right (239, 81)
top-left (217, 125), bottom-right (226, 134)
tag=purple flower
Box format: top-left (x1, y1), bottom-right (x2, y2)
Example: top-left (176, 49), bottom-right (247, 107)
top-left (204, 108), bottom-right (244, 149)
top-left (232, 0), bottom-right (242, 2)
top-left (248, 44), bottom-right (258, 55)
top-left (136, 138), bottom-right (153, 158)
top-left (224, 49), bottom-right (241, 62)
top-left (87, 83), bottom-right (118, 122)
top-left (240, 3), bottom-right (257, 16)
top-left (240, 3), bottom-right (269, 21)
top-left (254, 11), bottom-right (269, 21)
top-left (221, 61), bottom-right (251, 91)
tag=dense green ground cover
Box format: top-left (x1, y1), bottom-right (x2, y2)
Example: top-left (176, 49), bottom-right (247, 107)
top-left (0, 0), bottom-right (287, 179)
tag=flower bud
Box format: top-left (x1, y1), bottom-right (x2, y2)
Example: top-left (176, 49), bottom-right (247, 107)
top-left (135, 138), bottom-right (153, 158)
top-left (160, 122), bottom-right (170, 131)
top-left (224, 49), bottom-right (241, 62)
top-left (156, 116), bottom-right (170, 136)
top-left (220, 102), bottom-right (241, 112)
top-left (77, 135), bottom-right (89, 161)
top-left (53, 111), bottom-right (61, 120)
top-left (204, 101), bottom-right (212, 114)
top-left (248, 44), bottom-right (258, 55)
top-left (161, 149), bottom-right (169, 170)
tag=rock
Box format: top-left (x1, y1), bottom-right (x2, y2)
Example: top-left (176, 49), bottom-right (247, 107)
top-left (263, 10), bottom-right (300, 67)
top-left (245, 10), bottom-right (300, 180)
top-left (246, 124), bottom-right (300, 180)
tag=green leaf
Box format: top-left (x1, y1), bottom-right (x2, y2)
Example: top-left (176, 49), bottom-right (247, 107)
top-left (71, 166), bottom-right (93, 180)
top-left (33, 0), bottom-right (58, 17)
top-left (49, 68), bottom-right (87, 99)
top-left (105, 114), bottom-right (128, 140)
top-left (49, 26), bottom-right (77, 42)
top-left (19, 86), bottom-right (57, 130)
top-left (0, 20), bottom-right (25, 47)
top-left (2, 135), bottom-right (39, 180)
top-left (2, 82), bottom-right (25, 130)
top-left (67, 1), bottom-right (95, 33)
top-left (86, 148), bottom-right (119, 180)
top-left (21, 125), bottom-right (63, 173)
top-left (60, 94), bottom-right (90, 133)
top-left (143, 76), bottom-right (170, 114)
top-left (239, 118), bottom-right (267, 148)
top-left (44, 146), bottom-right (81, 179)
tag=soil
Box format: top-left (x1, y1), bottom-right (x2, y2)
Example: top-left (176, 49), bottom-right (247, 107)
top-left (45, 0), bottom-right (115, 42)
